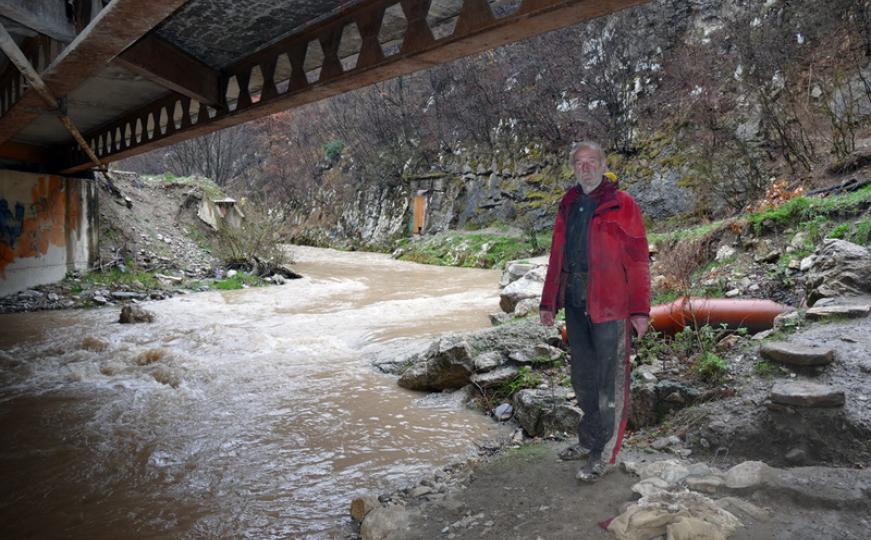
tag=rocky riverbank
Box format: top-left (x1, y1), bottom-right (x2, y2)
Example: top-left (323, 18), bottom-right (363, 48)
top-left (355, 231), bottom-right (871, 538)
top-left (0, 171), bottom-right (300, 313)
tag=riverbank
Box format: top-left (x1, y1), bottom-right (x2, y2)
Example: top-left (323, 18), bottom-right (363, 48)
top-left (356, 217), bottom-right (871, 538)
top-left (0, 171), bottom-right (297, 313)
top-left (356, 297), bottom-right (871, 539)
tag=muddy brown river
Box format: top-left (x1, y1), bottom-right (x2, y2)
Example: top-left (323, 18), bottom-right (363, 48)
top-left (0, 246), bottom-right (510, 538)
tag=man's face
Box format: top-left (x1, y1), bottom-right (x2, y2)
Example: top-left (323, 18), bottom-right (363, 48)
top-left (572, 148), bottom-right (605, 192)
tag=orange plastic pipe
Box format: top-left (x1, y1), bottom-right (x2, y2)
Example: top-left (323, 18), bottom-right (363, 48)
top-left (649, 297), bottom-right (790, 336)
top-left (558, 297), bottom-right (789, 344)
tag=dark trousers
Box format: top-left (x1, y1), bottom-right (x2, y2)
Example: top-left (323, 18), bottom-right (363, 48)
top-left (565, 305), bottom-right (631, 464)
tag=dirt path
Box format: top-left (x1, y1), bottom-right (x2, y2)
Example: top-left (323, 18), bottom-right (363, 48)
top-left (396, 441), bottom-right (871, 540)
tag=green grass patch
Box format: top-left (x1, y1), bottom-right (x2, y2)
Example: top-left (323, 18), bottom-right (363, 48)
top-left (143, 173), bottom-right (228, 200)
top-left (652, 290), bottom-right (682, 305)
top-left (753, 361), bottom-right (779, 378)
top-left (747, 185), bottom-right (871, 234)
top-left (694, 352), bottom-right (728, 382)
top-left (649, 220), bottom-right (723, 245)
top-left (213, 273), bottom-right (263, 290)
top-left (850, 219), bottom-right (871, 245)
top-left (396, 231), bottom-right (551, 269)
top-left (83, 267), bottom-right (162, 289)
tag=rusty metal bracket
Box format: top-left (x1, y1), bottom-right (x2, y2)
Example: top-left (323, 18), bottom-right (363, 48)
top-left (0, 21), bottom-right (104, 169)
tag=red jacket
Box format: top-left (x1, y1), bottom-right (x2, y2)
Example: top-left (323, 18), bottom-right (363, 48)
top-left (539, 179), bottom-right (650, 322)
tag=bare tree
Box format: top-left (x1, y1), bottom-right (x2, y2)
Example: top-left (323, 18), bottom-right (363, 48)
top-left (164, 125), bottom-right (256, 187)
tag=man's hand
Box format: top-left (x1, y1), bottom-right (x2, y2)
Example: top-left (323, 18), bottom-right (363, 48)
top-left (540, 309), bottom-right (555, 327)
top-left (630, 315), bottom-right (650, 339)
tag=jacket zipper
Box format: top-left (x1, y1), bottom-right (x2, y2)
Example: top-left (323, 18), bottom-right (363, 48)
top-left (586, 199), bottom-right (620, 319)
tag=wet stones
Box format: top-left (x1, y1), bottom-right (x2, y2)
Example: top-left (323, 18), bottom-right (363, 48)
top-left (512, 387), bottom-right (581, 437)
top-left (760, 341), bottom-right (834, 366)
top-left (769, 381), bottom-right (846, 408)
top-left (806, 239), bottom-right (871, 305)
top-left (499, 266), bottom-right (546, 313)
top-left (360, 506), bottom-right (412, 540)
top-left (472, 351), bottom-right (503, 372)
top-left (397, 338), bottom-right (475, 391)
top-left (470, 366), bottom-right (519, 389)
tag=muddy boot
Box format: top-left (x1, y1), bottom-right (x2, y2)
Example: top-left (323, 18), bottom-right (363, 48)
top-left (558, 443), bottom-right (593, 462)
top-left (575, 453), bottom-right (613, 483)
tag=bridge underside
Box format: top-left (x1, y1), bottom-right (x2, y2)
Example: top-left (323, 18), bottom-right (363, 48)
top-left (0, 0), bottom-right (645, 175)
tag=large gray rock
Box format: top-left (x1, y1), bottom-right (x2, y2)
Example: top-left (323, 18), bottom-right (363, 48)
top-left (512, 387), bottom-right (581, 437)
top-left (625, 169), bottom-right (695, 220)
top-left (361, 506), bottom-right (412, 540)
top-left (806, 239), bottom-right (871, 305)
top-left (472, 350), bottom-right (504, 372)
top-left (499, 266), bottom-right (546, 313)
top-left (499, 261), bottom-right (537, 288)
top-left (769, 381), bottom-right (845, 408)
top-left (759, 342), bottom-right (834, 366)
top-left (397, 338), bottom-right (474, 391)
top-left (470, 365), bottom-right (519, 389)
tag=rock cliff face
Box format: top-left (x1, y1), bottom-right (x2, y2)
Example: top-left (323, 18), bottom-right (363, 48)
top-left (283, 0), bottom-right (869, 249)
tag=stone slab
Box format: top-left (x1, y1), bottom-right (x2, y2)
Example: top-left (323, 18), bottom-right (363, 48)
top-left (760, 342), bottom-right (834, 366)
top-left (769, 381), bottom-right (845, 408)
top-left (805, 304), bottom-right (870, 320)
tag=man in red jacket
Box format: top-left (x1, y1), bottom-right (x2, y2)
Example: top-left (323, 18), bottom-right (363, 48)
top-left (539, 141), bottom-right (650, 482)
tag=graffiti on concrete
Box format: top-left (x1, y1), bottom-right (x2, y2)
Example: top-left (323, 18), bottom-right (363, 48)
top-left (0, 177), bottom-right (81, 278)
top-left (0, 200), bottom-right (25, 248)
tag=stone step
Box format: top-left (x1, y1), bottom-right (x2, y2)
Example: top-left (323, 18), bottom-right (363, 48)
top-left (769, 381), bottom-right (845, 408)
top-left (760, 342), bottom-right (834, 366)
top-left (806, 304), bottom-right (871, 320)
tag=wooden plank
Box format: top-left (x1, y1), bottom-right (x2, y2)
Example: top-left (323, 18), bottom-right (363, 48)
top-left (0, 0), bottom-right (188, 145)
top-left (115, 34), bottom-right (221, 106)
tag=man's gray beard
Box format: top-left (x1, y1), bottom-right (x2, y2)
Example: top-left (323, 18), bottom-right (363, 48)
top-left (576, 171), bottom-right (604, 192)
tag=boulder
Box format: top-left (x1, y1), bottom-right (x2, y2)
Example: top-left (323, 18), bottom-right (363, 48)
top-left (119, 304), bottom-right (155, 324)
top-left (350, 496), bottom-right (380, 523)
top-left (397, 338), bottom-right (474, 391)
top-left (724, 460), bottom-right (773, 489)
top-left (360, 506), bottom-right (411, 540)
top-left (769, 381), bottom-right (845, 408)
top-left (470, 365), bottom-right (519, 389)
top-left (499, 261), bottom-right (537, 288)
top-left (499, 266), bottom-right (546, 313)
top-left (806, 239), bottom-right (871, 305)
top-left (512, 298), bottom-right (539, 317)
top-left (512, 387), bottom-right (581, 437)
top-left (472, 350), bottom-right (503, 372)
top-left (759, 342), bottom-right (834, 366)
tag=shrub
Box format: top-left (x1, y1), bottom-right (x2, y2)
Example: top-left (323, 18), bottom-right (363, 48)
top-left (695, 352), bottom-right (728, 382)
top-left (323, 139), bottom-right (343, 162)
top-left (214, 205), bottom-right (290, 275)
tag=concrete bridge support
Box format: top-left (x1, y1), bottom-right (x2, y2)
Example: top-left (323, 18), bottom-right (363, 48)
top-left (0, 169), bottom-right (98, 296)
